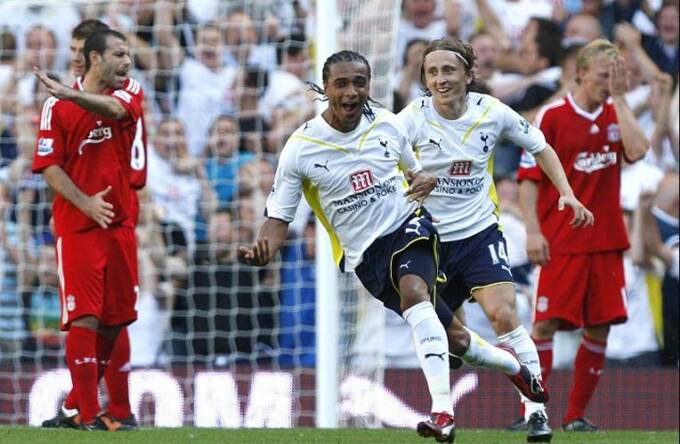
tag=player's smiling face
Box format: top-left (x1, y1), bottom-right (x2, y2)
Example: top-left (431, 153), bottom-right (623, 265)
top-left (423, 50), bottom-right (471, 107)
top-left (323, 61), bottom-right (370, 132)
top-left (100, 36), bottom-right (132, 89)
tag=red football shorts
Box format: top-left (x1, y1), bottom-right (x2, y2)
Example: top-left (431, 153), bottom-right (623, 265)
top-left (55, 226), bottom-right (139, 330)
top-left (533, 251), bottom-right (627, 330)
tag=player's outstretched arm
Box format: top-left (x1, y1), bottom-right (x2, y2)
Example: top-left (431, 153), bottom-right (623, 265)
top-left (42, 165), bottom-right (115, 228)
top-left (533, 145), bottom-right (594, 228)
top-left (33, 67), bottom-right (128, 120)
top-left (238, 218), bottom-right (290, 266)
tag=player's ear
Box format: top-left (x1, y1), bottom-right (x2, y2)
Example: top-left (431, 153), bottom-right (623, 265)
top-left (87, 50), bottom-right (100, 68)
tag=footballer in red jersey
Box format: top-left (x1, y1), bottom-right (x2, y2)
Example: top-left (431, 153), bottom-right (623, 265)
top-left (31, 29), bottom-right (143, 430)
top-left (517, 39), bottom-right (649, 431)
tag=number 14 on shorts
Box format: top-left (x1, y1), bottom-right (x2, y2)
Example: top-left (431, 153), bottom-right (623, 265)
top-left (487, 241), bottom-right (509, 265)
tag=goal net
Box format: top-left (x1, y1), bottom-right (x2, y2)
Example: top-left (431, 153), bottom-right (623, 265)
top-left (0, 0), bottom-right (401, 427)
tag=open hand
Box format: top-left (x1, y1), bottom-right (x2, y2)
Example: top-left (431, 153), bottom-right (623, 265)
top-left (83, 186), bottom-right (115, 228)
top-left (33, 67), bottom-right (73, 100)
top-left (614, 22), bottom-right (641, 48)
top-left (237, 238), bottom-right (271, 266)
top-left (558, 195), bottom-right (594, 228)
top-left (608, 57), bottom-right (628, 98)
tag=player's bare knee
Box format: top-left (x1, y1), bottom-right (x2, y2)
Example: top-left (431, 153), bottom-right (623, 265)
top-left (585, 324), bottom-right (610, 341)
top-left (532, 319), bottom-right (558, 339)
top-left (398, 275), bottom-right (430, 311)
top-left (71, 315), bottom-right (98, 331)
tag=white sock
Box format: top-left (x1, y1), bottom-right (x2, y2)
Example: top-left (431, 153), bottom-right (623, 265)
top-left (497, 326), bottom-right (547, 420)
top-left (523, 401), bottom-right (547, 421)
top-left (460, 327), bottom-right (520, 375)
top-left (403, 301), bottom-right (452, 414)
top-left (497, 326), bottom-right (541, 377)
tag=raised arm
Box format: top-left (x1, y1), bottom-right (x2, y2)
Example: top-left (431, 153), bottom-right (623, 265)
top-left (237, 218), bottom-right (290, 266)
top-left (649, 73), bottom-right (675, 162)
top-left (614, 23), bottom-right (662, 85)
top-left (154, 0), bottom-right (184, 71)
top-left (33, 67), bottom-right (128, 120)
top-left (474, 0), bottom-right (511, 52)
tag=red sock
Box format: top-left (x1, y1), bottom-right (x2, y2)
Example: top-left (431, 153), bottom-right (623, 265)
top-left (533, 337), bottom-right (553, 383)
top-left (518, 337), bottom-right (553, 418)
top-left (104, 327), bottom-right (132, 419)
top-left (66, 326), bottom-right (100, 423)
top-left (63, 390), bottom-right (78, 410)
top-left (563, 335), bottom-right (606, 424)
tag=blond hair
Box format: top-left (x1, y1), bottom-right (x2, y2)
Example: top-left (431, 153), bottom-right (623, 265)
top-left (575, 39), bottom-right (620, 83)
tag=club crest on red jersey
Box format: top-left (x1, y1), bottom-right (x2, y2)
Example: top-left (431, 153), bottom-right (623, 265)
top-left (607, 124), bottom-right (621, 142)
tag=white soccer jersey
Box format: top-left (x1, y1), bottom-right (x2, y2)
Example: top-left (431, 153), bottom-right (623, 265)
top-left (398, 93), bottom-right (546, 242)
top-left (266, 108), bottom-right (420, 271)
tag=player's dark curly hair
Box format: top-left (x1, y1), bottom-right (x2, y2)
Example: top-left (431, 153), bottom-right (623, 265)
top-left (307, 50), bottom-right (381, 121)
top-left (419, 37), bottom-right (486, 96)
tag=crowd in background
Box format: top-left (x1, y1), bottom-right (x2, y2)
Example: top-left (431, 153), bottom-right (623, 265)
top-left (0, 0), bottom-right (677, 370)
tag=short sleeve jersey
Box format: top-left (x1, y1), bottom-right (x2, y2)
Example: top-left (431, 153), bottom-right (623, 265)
top-left (398, 93), bottom-right (546, 242)
top-left (32, 77), bottom-right (144, 236)
top-left (266, 108), bottom-right (420, 271)
top-left (117, 78), bottom-right (148, 227)
top-left (516, 93), bottom-right (630, 254)
top-left (122, 78), bottom-right (147, 190)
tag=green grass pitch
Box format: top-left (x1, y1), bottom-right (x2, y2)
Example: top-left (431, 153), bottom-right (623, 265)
top-left (1, 427), bottom-right (678, 444)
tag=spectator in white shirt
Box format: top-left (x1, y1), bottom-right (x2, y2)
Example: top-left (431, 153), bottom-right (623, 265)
top-left (156, 1), bottom-right (238, 156)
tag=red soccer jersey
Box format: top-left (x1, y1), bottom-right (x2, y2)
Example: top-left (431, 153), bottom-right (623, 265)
top-left (517, 93), bottom-right (630, 255)
top-left (32, 78), bottom-right (144, 236)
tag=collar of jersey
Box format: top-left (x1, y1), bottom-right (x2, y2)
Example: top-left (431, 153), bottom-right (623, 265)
top-left (316, 112), bottom-right (369, 139)
top-left (303, 112), bottom-right (384, 153)
top-left (429, 94), bottom-right (472, 124)
top-left (566, 92), bottom-right (603, 122)
top-left (424, 94), bottom-right (497, 147)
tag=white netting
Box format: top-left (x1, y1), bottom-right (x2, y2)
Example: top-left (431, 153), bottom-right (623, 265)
top-left (0, 0), bottom-right (399, 427)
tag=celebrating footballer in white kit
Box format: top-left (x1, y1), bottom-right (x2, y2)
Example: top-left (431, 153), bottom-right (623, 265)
top-left (239, 49), bottom-right (548, 444)
top-left (398, 37), bottom-right (593, 443)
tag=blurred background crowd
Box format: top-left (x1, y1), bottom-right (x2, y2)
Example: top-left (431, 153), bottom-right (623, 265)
top-left (0, 0), bottom-right (677, 371)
